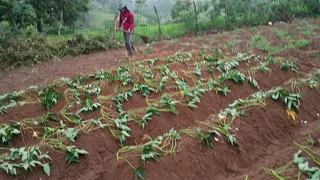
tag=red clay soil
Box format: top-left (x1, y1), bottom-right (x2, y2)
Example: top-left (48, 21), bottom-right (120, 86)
top-left (144, 87), bottom-right (320, 180)
top-left (0, 19), bottom-right (320, 180)
top-left (1, 18), bottom-right (319, 94)
top-left (2, 80), bottom-right (317, 180)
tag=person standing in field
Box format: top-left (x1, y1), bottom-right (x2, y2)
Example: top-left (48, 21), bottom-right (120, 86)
top-left (117, 4), bottom-right (135, 59)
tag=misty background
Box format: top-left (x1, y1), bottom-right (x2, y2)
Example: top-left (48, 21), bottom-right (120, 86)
top-left (85, 0), bottom-right (175, 30)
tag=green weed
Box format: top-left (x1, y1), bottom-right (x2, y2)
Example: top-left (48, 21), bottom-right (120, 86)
top-left (167, 39), bottom-right (180, 44)
top-left (251, 35), bottom-right (270, 52)
top-left (297, 25), bottom-right (317, 36)
top-left (249, 27), bottom-right (258, 32)
top-left (292, 39), bottom-right (310, 49)
top-left (232, 28), bottom-right (244, 34)
top-left (273, 29), bottom-right (290, 39)
top-left (269, 46), bottom-right (287, 55)
top-left (303, 30), bottom-right (315, 36)
top-left (224, 39), bottom-right (242, 48)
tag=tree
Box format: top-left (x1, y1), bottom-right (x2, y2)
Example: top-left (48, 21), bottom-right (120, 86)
top-left (170, 0), bottom-right (192, 20)
top-left (0, 0), bottom-right (14, 21)
top-left (25, 0), bottom-right (89, 32)
top-left (135, 0), bottom-right (147, 19)
top-left (10, 1), bottom-right (36, 28)
top-left (0, 0), bottom-right (36, 28)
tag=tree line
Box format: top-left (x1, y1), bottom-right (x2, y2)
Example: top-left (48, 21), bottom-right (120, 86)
top-left (0, 0), bottom-right (89, 31)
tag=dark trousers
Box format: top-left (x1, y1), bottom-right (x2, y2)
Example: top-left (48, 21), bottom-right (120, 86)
top-left (123, 31), bottom-right (134, 56)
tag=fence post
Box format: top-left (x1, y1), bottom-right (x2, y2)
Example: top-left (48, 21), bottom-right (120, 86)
top-left (193, 1), bottom-right (199, 35)
top-left (154, 6), bottom-right (162, 39)
top-left (58, 12), bottom-right (63, 37)
top-left (113, 12), bottom-right (118, 40)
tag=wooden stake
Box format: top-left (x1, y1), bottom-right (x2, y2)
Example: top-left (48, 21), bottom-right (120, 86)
top-left (113, 12), bottom-right (119, 40)
top-left (58, 12), bottom-right (63, 37)
top-left (154, 6), bottom-right (162, 39)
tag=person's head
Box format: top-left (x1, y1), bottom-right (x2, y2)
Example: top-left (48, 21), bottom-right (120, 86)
top-left (118, 4), bottom-right (128, 13)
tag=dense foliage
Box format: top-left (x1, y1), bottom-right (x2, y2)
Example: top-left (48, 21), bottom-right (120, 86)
top-left (0, 27), bottom-right (119, 70)
top-left (0, 0), bottom-right (89, 31)
top-left (171, 0), bottom-right (320, 25)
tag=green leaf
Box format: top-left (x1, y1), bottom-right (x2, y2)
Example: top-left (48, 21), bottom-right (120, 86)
top-left (76, 149), bottom-right (89, 155)
top-left (311, 170), bottom-right (320, 179)
top-left (64, 128), bottom-right (80, 142)
top-left (272, 93), bottom-right (279, 100)
top-left (188, 102), bottom-right (198, 108)
top-left (0, 129), bottom-right (7, 136)
top-left (12, 129), bottom-right (20, 134)
top-left (134, 167), bottom-right (146, 180)
top-left (227, 134), bottom-right (238, 146)
top-left (122, 130), bottom-right (131, 137)
top-left (43, 163), bottom-right (50, 176)
top-left (47, 112), bottom-right (57, 121)
top-left (141, 146), bottom-right (162, 163)
top-left (293, 150), bottom-right (306, 164)
top-left (208, 130), bottom-right (221, 137)
top-left (307, 135), bottom-right (314, 146)
top-left (23, 162), bottom-right (29, 171)
top-left (22, 152), bottom-right (28, 162)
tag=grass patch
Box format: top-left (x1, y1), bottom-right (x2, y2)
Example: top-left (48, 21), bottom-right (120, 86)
top-left (224, 39), bottom-right (242, 48)
top-left (50, 23), bottom-right (188, 44)
top-left (249, 27), bottom-right (258, 32)
top-left (167, 39), bottom-right (180, 44)
top-left (273, 29), bottom-right (291, 40)
top-left (232, 28), bottom-right (244, 34)
top-left (297, 25), bottom-right (317, 36)
top-left (292, 39), bottom-right (310, 49)
top-left (269, 46), bottom-right (287, 55)
top-left (135, 23), bottom-right (187, 41)
top-left (302, 30), bottom-right (315, 36)
top-left (317, 52), bottom-right (320, 60)
top-left (251, 35), bottom-right (270, 52)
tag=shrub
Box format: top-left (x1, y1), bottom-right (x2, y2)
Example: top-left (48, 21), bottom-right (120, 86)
top-left (0, 28), bottom-right (119, 70)
top-left (0, 27), bottom-right (62, 69)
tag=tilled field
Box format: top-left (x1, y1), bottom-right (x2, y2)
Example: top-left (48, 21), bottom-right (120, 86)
top-left (0, 18), bottom-right (320, 180)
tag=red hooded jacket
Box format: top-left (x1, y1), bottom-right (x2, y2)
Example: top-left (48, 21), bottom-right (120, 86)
top-left (118, 10), bottom-right (134, 31)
